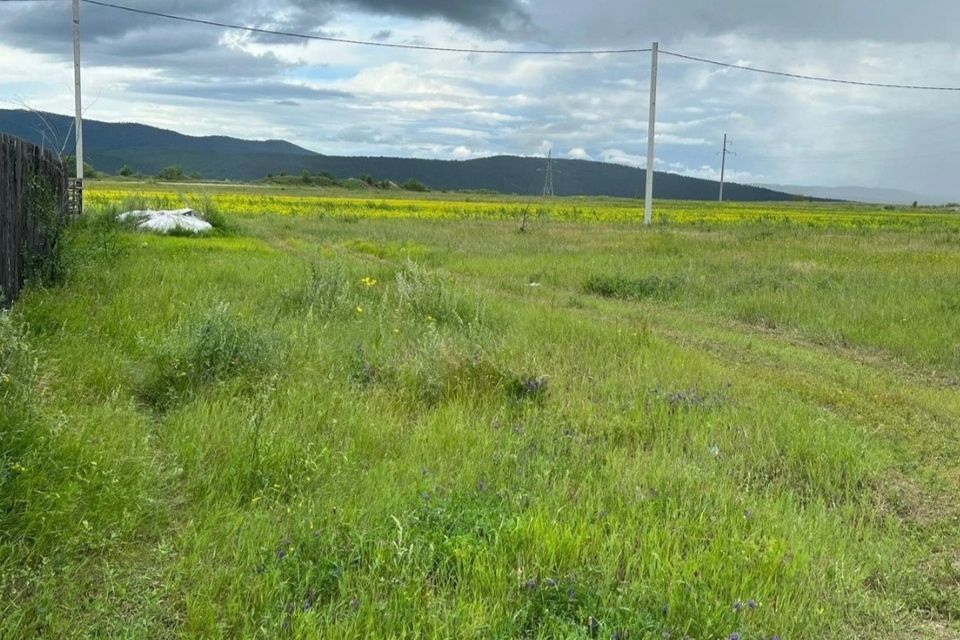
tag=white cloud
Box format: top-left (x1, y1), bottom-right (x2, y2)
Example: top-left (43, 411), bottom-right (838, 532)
top-left (0, 2), bottom-right (958, 198)
top-left (599, 148), bottom-right (647, 167)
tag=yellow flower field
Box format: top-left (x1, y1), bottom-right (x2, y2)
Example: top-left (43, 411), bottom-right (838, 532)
top-left (86, 182), bottom-right (960, 231)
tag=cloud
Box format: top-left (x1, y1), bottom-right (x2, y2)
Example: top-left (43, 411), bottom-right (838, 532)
top-left (0, 0), bottom-right (958, 199)
top-left (132, 80), bottom-right (352, 103)
top-left (527, 0), bottom-right (960, 46)
top-left (599, 149), bottom-right (647, 168)
top-left (664, 161), bottom-right (764, 184)
top-left (341, 0), bottom-right (531, 35)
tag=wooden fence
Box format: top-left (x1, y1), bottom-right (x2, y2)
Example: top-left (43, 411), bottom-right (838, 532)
top-left (0, 133), bottom-right (69, 307)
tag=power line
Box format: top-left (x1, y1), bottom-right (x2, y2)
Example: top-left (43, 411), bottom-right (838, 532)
top-left (77, 0), bottom-right (651, 56)
top-left (6, 0), bottom-right (960, 89)
top-left (660, 49), bottom-right (960, 91)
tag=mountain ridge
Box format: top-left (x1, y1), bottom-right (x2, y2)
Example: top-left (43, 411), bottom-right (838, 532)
top-left (1, 109), bottom-right (799, 201)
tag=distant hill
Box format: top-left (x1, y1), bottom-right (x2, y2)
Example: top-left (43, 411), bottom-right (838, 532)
top-left (0, 109), bottom-right (313, 157)
top-left (1, 109), bottom-right (797, 201)
top-left (754, 183), bottom-right (952, 206)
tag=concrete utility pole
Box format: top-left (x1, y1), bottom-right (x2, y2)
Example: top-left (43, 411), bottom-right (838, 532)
top-left (644, 42), bottom-right (658, 225)
top-left (72, 0), bottom-right (84, 212)
top-left (719, 133), bottom-right (732, 202)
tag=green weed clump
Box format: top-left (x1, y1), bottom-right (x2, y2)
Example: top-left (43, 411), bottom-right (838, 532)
top-left (140, 302), bottom-right (278, 410)
top-left (583, 274), bottom-right (682, 301)
top-left (183, 192), bottom-right (231, 233)
top-left (299, 261), bottom-right (355, 317)
top-left (396, 259), bottom-right (484, 326)
top-left (359, 329), bottom-right (512, 407)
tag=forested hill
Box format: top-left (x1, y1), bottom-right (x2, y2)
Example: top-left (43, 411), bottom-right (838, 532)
top-left (0, 109), bottom-right (797, 201)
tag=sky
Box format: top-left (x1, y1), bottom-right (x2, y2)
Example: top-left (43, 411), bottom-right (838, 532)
top-left (1, 0), bottom-right (959, 200)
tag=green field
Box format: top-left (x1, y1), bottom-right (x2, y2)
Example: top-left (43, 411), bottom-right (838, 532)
top-left (3, 186), bottom-right (960, 638)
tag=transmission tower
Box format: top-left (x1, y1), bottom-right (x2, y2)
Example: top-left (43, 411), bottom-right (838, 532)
top-left (718, 134), bottom-right (735, 202)
top-left (542, 149), bottom-right (555, 197)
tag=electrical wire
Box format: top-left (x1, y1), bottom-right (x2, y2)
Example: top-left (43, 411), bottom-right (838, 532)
top-left (5, 0), bottom-right (960, 90)
top-left (659, 49), bottom-right (960, 91)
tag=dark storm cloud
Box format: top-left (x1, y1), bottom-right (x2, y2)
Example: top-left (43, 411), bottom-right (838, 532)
top-left (529, 0), bottom-right (960, 46)
top-left (337, 0), bottom-right (531, 34)
top-left (0, 0), bottom-right (532, 89)
top-left (1, 0), bottom-right (529, 56)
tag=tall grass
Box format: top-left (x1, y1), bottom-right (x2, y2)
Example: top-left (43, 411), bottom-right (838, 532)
top-left (140, 302), bottom-right (279, 411)
top-left (2, 193), bottom-right (959, 638)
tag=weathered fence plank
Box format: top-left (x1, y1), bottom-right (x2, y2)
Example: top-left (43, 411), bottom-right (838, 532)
top-left (0, 133), bottom-right (68, 307)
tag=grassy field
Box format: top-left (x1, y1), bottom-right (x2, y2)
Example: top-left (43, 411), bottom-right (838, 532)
top-left (2, 184), bottom-right (960, 638)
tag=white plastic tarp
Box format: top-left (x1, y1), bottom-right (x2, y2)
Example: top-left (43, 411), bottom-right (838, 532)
top-left (117, 208), bottom-right (213, 233)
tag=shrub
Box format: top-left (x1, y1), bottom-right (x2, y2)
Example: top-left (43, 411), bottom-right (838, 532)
top-left (157, 165), bottom-right (185, 181)
top-left (23, 171), bottom-right (69, 288)
top-left (402, 179), bottom-right (430, 192)
top-left (341, 178), bottom-right (371, 191)
top-left (59, 208), bottom-right (125, 276)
